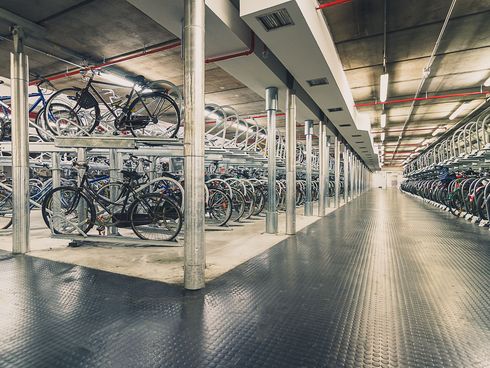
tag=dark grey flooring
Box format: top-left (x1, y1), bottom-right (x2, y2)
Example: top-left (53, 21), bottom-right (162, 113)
top-left (0, 190), bottom-right (489, 368)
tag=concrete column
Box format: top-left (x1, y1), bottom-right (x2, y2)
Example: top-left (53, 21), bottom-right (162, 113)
top-left (11, 27), bottom-right (30, 254)
top-left (350, 153), bottom-right (354, 200)
top-left (183, 0), bottom-right (206, 290)
top-left (304, 120), bottom-right (314, 216)
top-left (266, 87), bottom-right (278, 234)
top-left (325, 136), bottom-right (331, 208)
top-left (334, 137), bottom-right (340, 208)
top-left (285, 89), bottom-right (296, 235)
top-left (318, 121), bottom-right (326, 217)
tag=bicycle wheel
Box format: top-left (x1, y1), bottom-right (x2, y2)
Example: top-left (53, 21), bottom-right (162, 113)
top-left (230, 188), bottom-right (245, 222)
top-left (252, 186), bottom-right (266, 216)
top-left (33, 107), bottom-right (54, 142)
top-left (0, 190), bottom-right (13, 229)
top-left (129, 193), bottom-right (182, 241)
top-left (42, 186), bottom-right (95, 234)
top-left (128, 91), bottom-right (181, 139)
top-left (206, 188), bottom-right (232, 226)
top-left (44, 88), bottom-right (99, 136)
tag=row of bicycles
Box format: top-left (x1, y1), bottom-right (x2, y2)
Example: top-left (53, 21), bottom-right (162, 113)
top-left (401, 169), bottom-right (490, 225)
top-left (0, 155), bottom-right (343, 242)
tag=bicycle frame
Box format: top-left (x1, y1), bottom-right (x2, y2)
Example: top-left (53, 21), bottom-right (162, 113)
top-left (81, 78), bottom-right (153, 122)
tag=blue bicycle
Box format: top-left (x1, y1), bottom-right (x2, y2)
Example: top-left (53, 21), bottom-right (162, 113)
top-left (0, 79), bottom-right (56, 141)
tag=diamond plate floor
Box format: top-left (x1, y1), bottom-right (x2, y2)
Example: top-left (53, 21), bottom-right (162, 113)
top-left (0, 189), bottom-right (489, 368)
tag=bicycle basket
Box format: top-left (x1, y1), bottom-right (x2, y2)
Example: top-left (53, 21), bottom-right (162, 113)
top-left (77, 90), bottom-right (98, 109)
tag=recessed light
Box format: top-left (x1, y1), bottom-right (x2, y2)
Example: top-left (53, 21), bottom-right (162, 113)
top-left (339, 123), bottom-right (351, 127)
top-left (328, 107), bottom-right (343, 112)
top-left (352, 134), bottom-right (362, 137)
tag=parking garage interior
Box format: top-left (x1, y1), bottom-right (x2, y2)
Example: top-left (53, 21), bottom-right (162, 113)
top-left (0, 0), bottom-right (489, 367)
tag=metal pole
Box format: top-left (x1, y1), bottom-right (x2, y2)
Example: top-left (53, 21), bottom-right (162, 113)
top-left (51, 152), bottom-right (61, 231)
top-left (285, 89), bottom-right (296, 235)
top-left (343, 146), bottom-right (349, 204)
top-left (304, 120), bottom-right (313, 216)
top-left (325, 136), bottom-right (331, 208)
top-left (318, 121), bottom-right (325, 217)
top-left (266, 87), bottom-right (278, 233)
top-left (109, 149), bottom-right (120, 236)
top-left (334, 137), bottom-right (340, 208)
top-left (352, 157), bottom-right (357, 198)
top-left (11, 26), bottom-right (30, 254)
top-left (183, 0), bottom-right (206, 290)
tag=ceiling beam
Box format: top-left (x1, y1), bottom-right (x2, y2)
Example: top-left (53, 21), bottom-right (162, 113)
top-left (0, 7), bottom-right (46, 36)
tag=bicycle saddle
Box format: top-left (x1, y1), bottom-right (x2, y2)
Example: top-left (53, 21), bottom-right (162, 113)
top-left (125, 75), bottom-right (146, 84)
top-left (121, 170), bottom-right (143, 180)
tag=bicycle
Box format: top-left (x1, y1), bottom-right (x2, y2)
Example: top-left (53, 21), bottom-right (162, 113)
top-left (43, 71), bottom-right (181, 140)
top-left (41, 161), bottom-right (183, 241)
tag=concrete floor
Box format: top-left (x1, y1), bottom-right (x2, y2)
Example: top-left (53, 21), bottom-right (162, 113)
top-left (0, 199), bottom-right (346, 284)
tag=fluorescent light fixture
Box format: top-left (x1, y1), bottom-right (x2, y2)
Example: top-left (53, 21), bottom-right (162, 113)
top-left (381, 132), bottom-right (385, 142)
top-left (484, 76), bottom-right (490, 87)
top-left (431, 126), bottom-right (445, 136)
top-left (379, 73), bottom-right (389, 102)
top-left (380, 113), bottom-right (386, 128)
top-left (99, 72), bottom-right (133, 87)
top-left (449, 102), bottom-right (470, 120)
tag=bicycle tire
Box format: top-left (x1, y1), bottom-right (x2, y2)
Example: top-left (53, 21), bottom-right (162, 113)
top-left (44, 88), bottom-right (100, 136)
top-left (129, 193), bottom-right (183, 241)
top-left (42, 186), bottom-right (96, 234)
top-left (128, 91), bottom-right (181, 140)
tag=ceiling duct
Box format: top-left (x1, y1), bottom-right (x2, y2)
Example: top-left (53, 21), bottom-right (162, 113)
top-left (257, 8), bottom-right (294, 31)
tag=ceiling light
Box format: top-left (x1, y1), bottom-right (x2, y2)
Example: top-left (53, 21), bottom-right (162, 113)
top-left (380, 73), bottom-right (389, 102)
top-left (380, 113), bottom-right (386, 128)
top-left (431, 126), bottom-right (445, 136)
top-left (484, 76), bottom-right (490, 87)
top-left (99, 72), bottom-right (133, 88)
top-left (449, 102), bottom-right (470, 120)
top-left (381, 132), bottom-right (385, 142)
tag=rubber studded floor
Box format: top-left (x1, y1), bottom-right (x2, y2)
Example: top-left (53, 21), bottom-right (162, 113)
top-left (1, 190), bottom-right (489, 368)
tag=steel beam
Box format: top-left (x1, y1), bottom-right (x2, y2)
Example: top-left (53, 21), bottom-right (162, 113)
top-left (183, 0), bottom-right (206, 290)
top-left (0, 7), bottom-right (46, 36)
top-left (285, 89), bottom-right (296, 235)
top-left (10, 27), bottom-right (30, 254)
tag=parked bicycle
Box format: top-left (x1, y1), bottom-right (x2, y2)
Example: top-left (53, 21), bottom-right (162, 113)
top-left (43, 71), bottom-right (181, 140)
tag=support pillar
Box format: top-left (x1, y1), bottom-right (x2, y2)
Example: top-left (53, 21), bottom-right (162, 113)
top-left (11, 26), bottom-right (30, 254)
top-left (318, 121), bottom-right (326, 217)
top-left (285, 89), bottom-right (296, 235)
top-left (343, 146), bottom-right (349, 204)
top-left (183, 0), bottom-right (206, 290)
top-left (266, 87), bottom-right (278, 234)
top-left (325, 136), bottom-right (331, 208)
top-left (334, 137), bottom-right (340, 208)
top-left (304, 120), bottom-right (313, 216)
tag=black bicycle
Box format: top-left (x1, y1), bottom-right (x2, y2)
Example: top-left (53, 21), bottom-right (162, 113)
top-left (43, 71), bottom-right (181, 140)
top-left (41, 161), bottom-right (183, 241)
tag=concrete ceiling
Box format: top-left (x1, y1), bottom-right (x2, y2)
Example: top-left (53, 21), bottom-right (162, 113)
top-left (320, 0), bottom-right (490, 168)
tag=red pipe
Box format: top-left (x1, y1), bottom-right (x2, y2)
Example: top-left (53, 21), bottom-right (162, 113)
top-left (29, 41), bottom-right (182, 85)
top-left (372, 126), bottom-right (438, 133)
top-left (30, 33), bottom-right (256, 86)
top-left (316, 0), bottom-right (352, 10)
top-left (355, 90), bottom-right (490, 107)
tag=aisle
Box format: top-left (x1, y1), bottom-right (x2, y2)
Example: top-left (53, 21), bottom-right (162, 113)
top-left (0, 190), bottom-right (488, 368)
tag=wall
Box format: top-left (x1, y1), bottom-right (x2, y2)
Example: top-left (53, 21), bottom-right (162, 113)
top-left (371, 170), bottom-right (403, 189)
